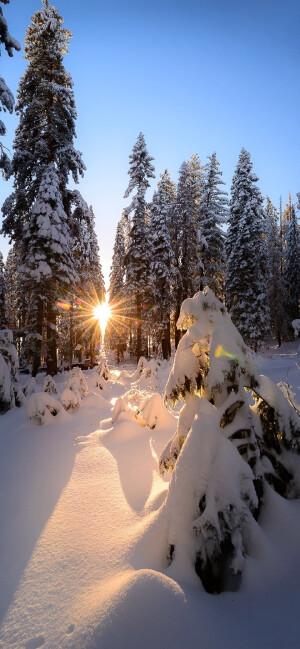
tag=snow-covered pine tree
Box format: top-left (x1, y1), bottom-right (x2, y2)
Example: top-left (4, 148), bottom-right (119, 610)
top-left (282, 192), bottom-right (292, 236)
top-left (283, 198), bottom-right (300, 324)
top-left (148, 170), bottom-right (176, 359)
top-left (0, 250), bottom-right (7, 327)
top-left (19, 164), bottom-right (77, 375)
top-left (265, 196), bottom-right (288, 345)
top-left (69, 192), bottom-right (105, 301)
top-left (109, 214), bottom-right (126, 304)
top-left (0, 328), bottom-right (23, 412)
top-left (108, 213), bottom-right (127, 361)
top-left (123, 132), bottom-right (155, 359)
top-left (187, 154), bottom-right (204, 210)
top-left (87, 205), bottom-right (105, 303)
top-left (197, 153), bottom-right (227, 299)
top-left (0, 0), bottom-right (20, 176)
top-left (187, 154), bottom-right (205, 294)
top-left (67, 193), bottom-right (105, 363)
top-left (225, 149), bottom-right (270, 350)
top-left (160, 288), bottom-right (300, 593)
top-left (171, 161), bottom-right (198, 347)
top-left (4, 244), bottom-right (23, 331)
top-left (1, 1), bottom-right (85, 373)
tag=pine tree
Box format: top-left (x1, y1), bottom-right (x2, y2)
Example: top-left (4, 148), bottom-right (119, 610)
top-left (70, 192), bottom-right (104, 301)
top-left (282, 193), bottom-right (292, 237)
top-left (87, 206), bottom-right (105, 303)
top-left (283, 199), bottom-right (300, 323)
top-left (197, 152), bottom-right (227, 299)
top-left (0, 250), bottom-right (7, 326)
top-left (160, 289), bottom-right (300, 593)
top-left (108, 213), bottom-right (127, 360)
top-left (187, 154), bottom-right (205, 293)
top-left (109, 214), bottom-right (126, 304)
top-left (4, 244), bottom-right (23, 331)
top-left (171, 161), bottom-right (198, 346)
top-left (265, 197), bottom-right (288, 345)
top-left (148, 170), bottom-right (176, 358)
top-left (19, 164), bottom-right (77, 375)
top-left (123, 132), bottom-right (155, 359)
top-left (1, 1), bottom-right (85, 373)
top-left (0, 0), bottom-right (20, 176)
top-left (68, 194), bottom-right (105, 363)
top-left (225, 149), bottom-right (270, 349)
top-left (0, 328), bottom-right (23, 412)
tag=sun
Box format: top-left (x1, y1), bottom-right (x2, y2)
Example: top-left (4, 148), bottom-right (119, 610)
top-left (94, 300), bottom-right (111, 338)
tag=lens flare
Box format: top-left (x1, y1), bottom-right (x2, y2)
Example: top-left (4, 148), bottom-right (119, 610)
top-left (56, 301), bottom-right (71, 311)
top-left (214, 344), bottom-right (236, 360)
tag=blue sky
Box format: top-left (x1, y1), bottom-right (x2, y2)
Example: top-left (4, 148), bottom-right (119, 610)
top-left (0, 0), bottom-right (299, 287)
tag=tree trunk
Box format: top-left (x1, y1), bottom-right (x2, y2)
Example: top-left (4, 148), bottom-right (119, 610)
top-left (136, 292), bottom-right (142, 360)
top-left (32, 298), bottom-right (43, 377)
top-left (161, 318), bottom-right (171, 360)
top-left (46, 302), bottom-right (57, 376)
top-left (175, 302), bottom-right (181, 349)
top-left (90, 340), bottom-right (95, 366)
top-left (69, 306), bottom-right (74, 365)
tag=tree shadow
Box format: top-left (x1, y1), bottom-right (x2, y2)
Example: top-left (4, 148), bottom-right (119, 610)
top-left (101, 416), bottom-right (171, 513)
top-left (0, 409), bottom-right (79, 623)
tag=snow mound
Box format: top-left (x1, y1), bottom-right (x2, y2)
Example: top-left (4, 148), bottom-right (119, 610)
top-left (0, 352), bottom-right (11, 411)
top-left (61, 387), bottom-right (80, 412)
top-left (64, 367), bottom-right (88, 397)
top-left (111, 396), bottom-right (131, 422)
top-left (100, 396), bottom-right (135, 429)
top-left (27, 392), bottom-right (65, 425)
top-left (136, 392), bottom-right (176, 429)
top-left (94, 358), bottom-right (110, 381)
top-left (292, 319), bottom-right (300, 337)
top-left (122, 387), bottom-right (153, 409)
top-left (71, 569), bottom-right (186, 649)
top-left (132, 359), bottom-right (159, 391)
top-left (42, 374), bottom-right (58, 395)
top-left (131, 356), bottom-right (148, 380)
top-left (23, 376), bottom-right (36, 398)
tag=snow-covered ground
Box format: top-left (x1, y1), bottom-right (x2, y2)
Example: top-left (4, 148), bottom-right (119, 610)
top-left (0, 342), bottom-right (299, 649)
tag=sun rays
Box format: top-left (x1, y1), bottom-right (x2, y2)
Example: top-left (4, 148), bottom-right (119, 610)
top-left (56, 285), bottom-right (138, 352)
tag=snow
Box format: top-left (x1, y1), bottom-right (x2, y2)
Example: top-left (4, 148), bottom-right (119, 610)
top-left (0, 346), bottom-right (299, 648)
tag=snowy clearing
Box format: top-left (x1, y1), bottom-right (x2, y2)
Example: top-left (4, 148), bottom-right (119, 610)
top-left (0, 342), bottom-right (299, 649)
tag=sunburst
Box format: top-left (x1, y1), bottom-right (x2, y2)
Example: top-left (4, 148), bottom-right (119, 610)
top-left (56, 284), bottom-right (135, 352)
top-left (93, 300), bottom-right (111, 344)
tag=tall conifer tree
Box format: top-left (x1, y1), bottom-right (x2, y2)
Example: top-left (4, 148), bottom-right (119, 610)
top-left (171, 161), bottom-right (198, 346)
top-left (123, 132), bottom-right (155, 359)
top-left (225, 149), bottom-right (270, 349)
top-left (197, 152), bottom-right (227, 299)
top-left (19, 164), bottom-right (77, 374)
top-left (108, 214), bottom-right (127, 360)
top-left (148, 170), bottom-right (176, 358)
top-left (109, 214), bottom-right (126, 304)
top-left (4, 245), bottom-right (21, 331)
top-left (1, 1), bottom-right (85, 374)
top-left (265, 196), bottom-right (288, 345)
top-left (283, 199), bottom-right (300, 323)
